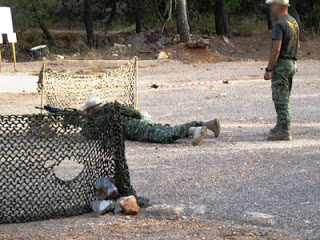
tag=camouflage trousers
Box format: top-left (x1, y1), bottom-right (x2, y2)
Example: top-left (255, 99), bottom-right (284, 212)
top-left (122, 117), bottom-right (202, 144)
top-left (272, 59), bottom-right (297, 125)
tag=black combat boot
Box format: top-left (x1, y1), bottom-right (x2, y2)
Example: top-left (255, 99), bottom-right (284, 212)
top-left (268, 123), bottom-right (292, 141)
top-left (270, 122), bottom-right (280, 134)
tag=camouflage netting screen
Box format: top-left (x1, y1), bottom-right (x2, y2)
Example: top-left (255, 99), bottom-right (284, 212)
top-left (38, 57), bottom-right (138, 109)
top-left (0, 103), bottom-right (136, 224)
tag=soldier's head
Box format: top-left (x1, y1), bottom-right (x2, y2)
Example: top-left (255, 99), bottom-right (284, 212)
top-left (81, 97), bottom-right (102, 116)
top-left (266, 0), bottom-right (290, 18)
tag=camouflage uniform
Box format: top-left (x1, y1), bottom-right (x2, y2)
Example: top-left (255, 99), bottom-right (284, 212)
top-left (122, 117), bottom-right (202, 144)
top-left (81, 103), bottom-right (203, 144)
top-left (271, 14), bottom-right (299, 126)
top-left (272, 59), bottom-right (296, 125)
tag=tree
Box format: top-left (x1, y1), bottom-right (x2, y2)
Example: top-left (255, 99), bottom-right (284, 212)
top-left (215, 0), bottom-right (229, 36)
top-left (133, 0), bottom-right (142, 33)
top-left (84, 0), bottom-right (94, 46)
top-left (176, 0), bottom-right (191, 43)
top-left (17, 0), bottom-right (58, 46)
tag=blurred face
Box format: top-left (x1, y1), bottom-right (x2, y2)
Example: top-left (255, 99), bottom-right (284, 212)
top-left (86, 105), bottom-right (101, 116)
top-left (270, 3), bottom-right (284, 18)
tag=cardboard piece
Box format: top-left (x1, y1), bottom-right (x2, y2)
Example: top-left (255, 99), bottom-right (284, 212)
top-left (0, 7), bottom-right (14, 34)
top-left (7, 33), bottom-right (17, 43)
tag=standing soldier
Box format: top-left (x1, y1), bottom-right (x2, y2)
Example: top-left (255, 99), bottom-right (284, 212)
top-left (264, 0), bottom-right (300, 141)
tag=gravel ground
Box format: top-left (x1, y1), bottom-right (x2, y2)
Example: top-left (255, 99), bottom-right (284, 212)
top-left (0, 59), bottom-right (319, 239)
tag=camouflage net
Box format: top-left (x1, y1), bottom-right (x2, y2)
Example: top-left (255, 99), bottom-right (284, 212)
top-left (38, 57), bottom-right (138, 110)
top-left (0, 103), bottom-right (136, 224)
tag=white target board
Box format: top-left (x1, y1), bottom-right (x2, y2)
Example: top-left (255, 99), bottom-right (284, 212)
top-left (0, 7), bottom-right (17, 43)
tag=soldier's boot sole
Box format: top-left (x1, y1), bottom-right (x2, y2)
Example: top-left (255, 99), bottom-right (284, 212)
top-left (203, 119), bottom-right (221, 137)
top-left (267, 131), bottom-right (292, 141)
top-left (191, 127), bottom-right (208, 146)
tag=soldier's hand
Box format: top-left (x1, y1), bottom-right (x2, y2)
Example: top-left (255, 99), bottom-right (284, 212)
top-left (264, 72), bottom-right (272, 80)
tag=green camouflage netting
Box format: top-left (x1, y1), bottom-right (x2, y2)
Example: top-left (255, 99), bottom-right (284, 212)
top-left (0, 103), bottom-right (136, 224)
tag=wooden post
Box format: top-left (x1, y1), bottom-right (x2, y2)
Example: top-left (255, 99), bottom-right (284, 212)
top-left (134, 57), bottom-right (138, 109)
top-left (0, 46), bottom-right (2, 73)
top-left (12, 43), bottom-right (17, 72)
top-left (40, 64), bottom-right (45, 114)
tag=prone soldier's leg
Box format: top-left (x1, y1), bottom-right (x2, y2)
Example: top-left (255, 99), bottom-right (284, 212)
top-left (122, 117), bottom-right (203, 144)
top-left (147, 121), bottom-right (203, 144)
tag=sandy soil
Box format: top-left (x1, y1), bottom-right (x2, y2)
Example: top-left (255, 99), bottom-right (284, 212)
top-left (0, 59), bottom-right (319, 239)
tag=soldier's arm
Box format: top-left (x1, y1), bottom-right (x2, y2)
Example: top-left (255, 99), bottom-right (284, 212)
top-left (267, 40), bottom-right (282, 70)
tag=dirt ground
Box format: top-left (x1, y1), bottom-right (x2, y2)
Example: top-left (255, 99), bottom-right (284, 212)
top-left (0, 57), bottom-right (319, 239)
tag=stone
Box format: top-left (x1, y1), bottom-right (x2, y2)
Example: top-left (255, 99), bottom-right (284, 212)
top-left (91, 200), bottom-right (115, 215)
top-left (187, 38), bottom-right (210, 48)
top-left (144, 204), bottom-right (185, 219)
top-left (95, 177), bottom-right (118, 200)
top-left (117, 37), bottom-right (126, 44)
top-left (114, 43), bottom-right (127, 49)
top-left (127, 36), bottom-right (141, 45)
top-left (154, 41), bottom-right (164, 51)
top-left (173, 34), bottom-right (181, 43)
top-left (157, 52), bottom-right (169, 60)
top-left (146, 29), bottom-right (155, 35)
top-left (158, 36), bottom-right (167, 45)
top-left (55, 55), bottom-right (64, 60)
top-left (114, 199), bottom-right (123, 214)
top-left (120, 196), bottom-right (139, 215)
top-left (242, 211), bottom-right (275, 226)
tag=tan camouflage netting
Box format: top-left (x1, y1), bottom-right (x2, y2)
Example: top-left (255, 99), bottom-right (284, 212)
top-left (38, 57), bottom-right (138, 110)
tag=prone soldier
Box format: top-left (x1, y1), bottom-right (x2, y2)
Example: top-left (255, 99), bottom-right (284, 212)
top-left (80, 97), bottom-right (221, 146)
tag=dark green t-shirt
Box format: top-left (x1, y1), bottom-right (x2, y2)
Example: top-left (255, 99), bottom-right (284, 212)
top-left (272, 14), bottom-right (300, 60)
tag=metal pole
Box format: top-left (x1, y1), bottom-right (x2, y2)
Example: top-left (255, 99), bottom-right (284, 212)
top-left (12, 43), bottom-right (17, 72)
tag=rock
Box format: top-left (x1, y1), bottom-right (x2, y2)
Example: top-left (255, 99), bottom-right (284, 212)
top-left (154, 41), bottom-right (164, 51)
top-left (187, 38), bottom-right (210, 48)
top-left (114, 199), bottom-right (123, 214)
top-left (91, 200), bottom-right (115, 215)
top-left (55, 55), bottom-right (64, 60)
top-left (146, 29), bottom-right (155, 35)
top-left (223, 36), bottom-right (234, 47)
top-left (127, 33), bottom-right (147, 45)
top-left (173, 34), bottom-right (181, 43)
top-left (157, 52), bottom-right (169, 60)
top-left (144, 204), bottom-right (185, 219)
top-left (120, 196), bottom-right (139, 215)
top-left (158, 36), bottom-right (168, 45)
top-left (95, 177), bottom-right (118, 200)
top-left (242, 211), bottom-right (275, 226)
top-left (117, 37), bottom-right (126, 44)
top-left (127, 36), bottom-right (141, 45)
top-left (114, 43), bottom-right (127, 49)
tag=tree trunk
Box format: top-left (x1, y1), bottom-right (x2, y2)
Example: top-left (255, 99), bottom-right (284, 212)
top-left (176, 0), bottom-right (191, 43)
top-left (186, 0), bottom-right (192, 33)
top-left (215, 0), bottom-right (229, 35)
top-left (133, 0), bottom-right (142, 33)
top-left (84, 0), bottom-right (94, 46)
top-left (39, 21), bottom-right (56, 47)
top-left (266, 10), bottom-right (273, 30)
top-left (106, 2), bottom-right (117, 26)
top-left (289, 3), bottom-right (303, 31)
top-left (289, 0), bottom-right (306, 41)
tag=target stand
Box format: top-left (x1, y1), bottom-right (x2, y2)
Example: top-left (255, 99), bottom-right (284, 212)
top-left (0, 7), bottom-right (17, 72)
